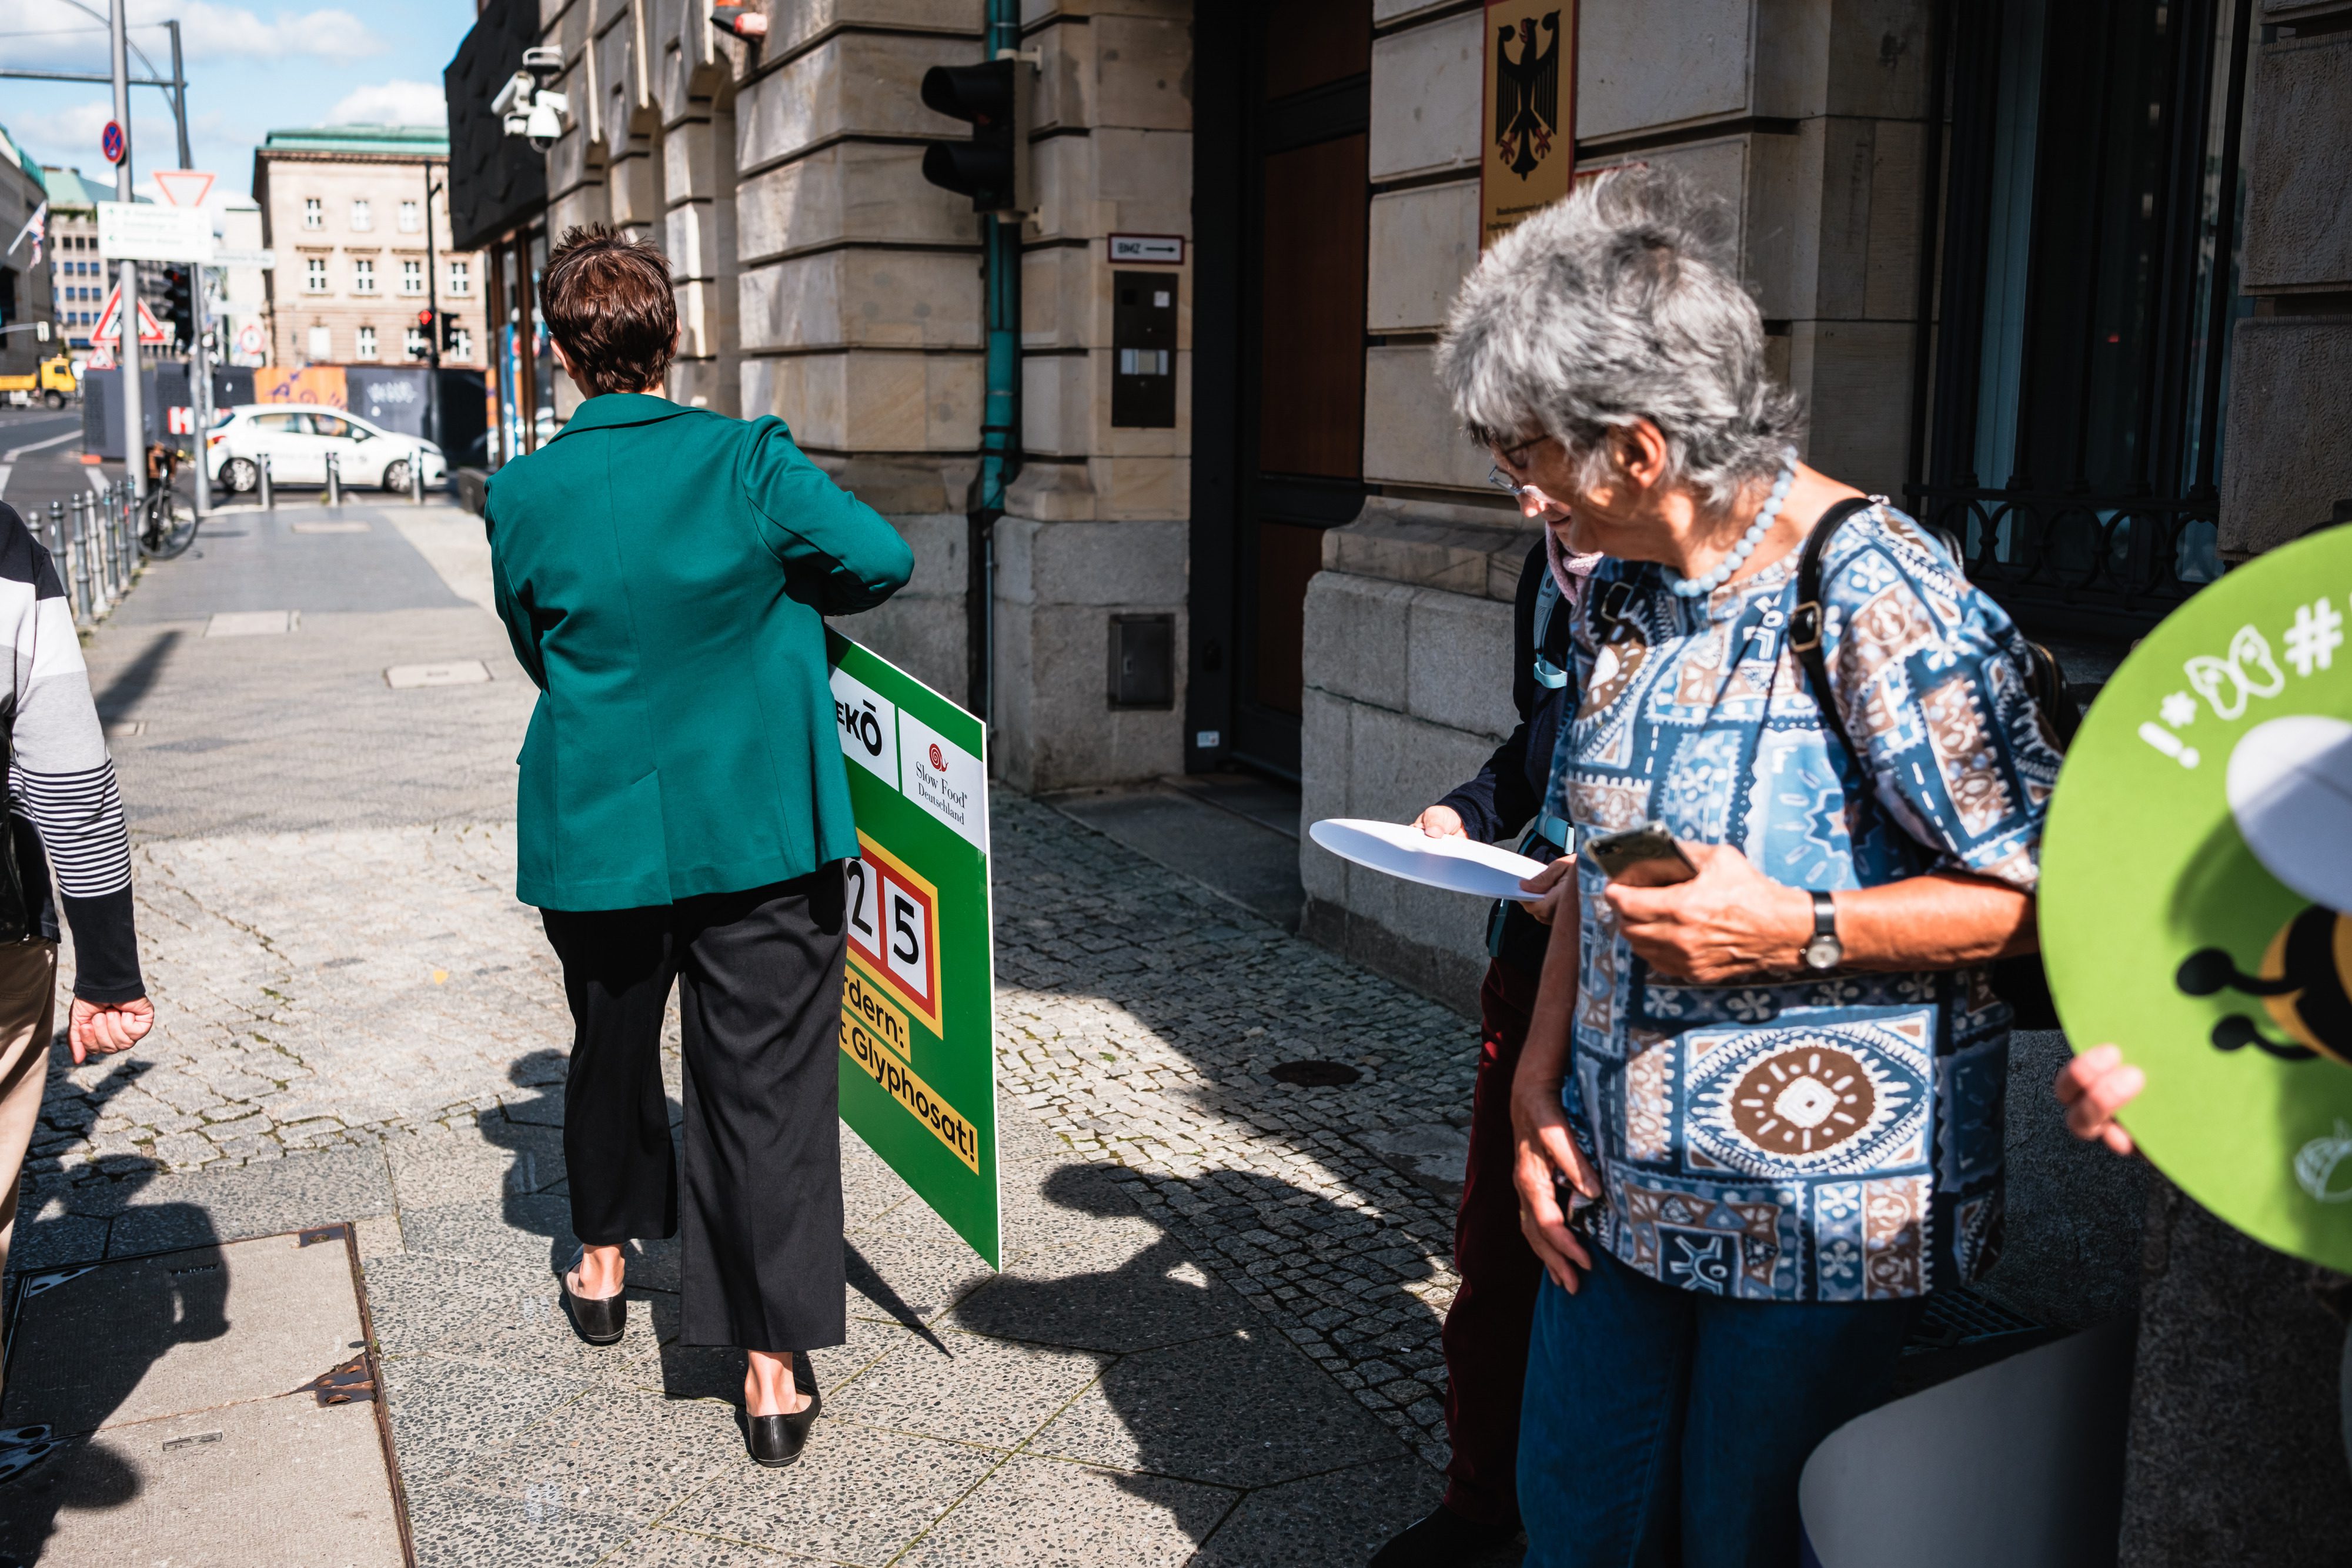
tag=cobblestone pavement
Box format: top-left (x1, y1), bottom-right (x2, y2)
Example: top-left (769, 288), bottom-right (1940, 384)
top-left (8, 502), bottom-right (1518, 1563)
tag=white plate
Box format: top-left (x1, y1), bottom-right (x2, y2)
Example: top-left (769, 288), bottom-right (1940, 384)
top-left (1307, 818), bottom-right (1555, 900)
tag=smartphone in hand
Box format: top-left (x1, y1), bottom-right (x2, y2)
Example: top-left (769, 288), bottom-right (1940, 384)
top-left (1583, 821), bottom-right (1699, 885)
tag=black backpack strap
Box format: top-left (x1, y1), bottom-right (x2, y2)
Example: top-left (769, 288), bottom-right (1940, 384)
top-left (1788, 496), bottom-right (1882, 765)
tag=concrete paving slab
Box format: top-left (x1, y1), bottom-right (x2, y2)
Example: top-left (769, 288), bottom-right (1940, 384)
top-left (1050, 784), bottom-right (1307, 933)
top-left (657, 1423), bottom-right (1001, 1564)
top-left (619, 1527), bottom-right (809, 1564)
top-left (0, 1393), bottom-right (404, 1567)
top-left (827, 1327), bottom-right (1109, 1449)
top-left (844, 1231), bottom-right (998, 1326)
top-left (1024, 1328), bottom-right (1405, 1487)
top-left (378, 1352), bottom-right (599, 1485)
top-left (4, 1233), bottom-right (365, 1437)
top-left (897, 1452), bottom-right (1233, 1567)
top-left (423, 1282), bottom-right (671, 1391)
top-left (444, 1382), bottom-right (738, 1523)
top-left (1191, 1453), bottom-right (1469, 1567)
top-left (950, 1225), bottom-right (1257, 1354)
top-left (400, 1476), bottom-right (637, 1568)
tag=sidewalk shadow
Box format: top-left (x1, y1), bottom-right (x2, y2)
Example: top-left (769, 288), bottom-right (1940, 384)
top-left (0, 1045), bottom-right (226, 1564)
top-left (955, 1161), bottom-right (1445, 1542)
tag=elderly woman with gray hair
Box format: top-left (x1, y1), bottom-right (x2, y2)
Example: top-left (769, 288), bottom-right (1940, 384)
top-left (1434, 168), bottom-right (2062, 1566)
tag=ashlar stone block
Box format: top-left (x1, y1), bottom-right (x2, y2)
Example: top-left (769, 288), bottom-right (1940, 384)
top-left (1301, 573), bottom-right (1417, 714)
top-left (739, 250), bottom-right (984, 352)
top-left (2219, 317), bottom-right (2352, 554)
top-left (1032, 130), bottom-right (1192, 245)
top-left (742, 348), bottom-right (982, 452)
top-left (1021, 352), bottom-right (1187, 460)
top-left (1404, 586), bottom-right (1515, 741)
top-left (736, 145), bottom-right (977, 263)
top-left (1578, 0), bottom-right (1753, 141)
top-left (739, 34), bottom-right (984, 173)
top-left (1785, 319), bottom-right (1913, 500)
top-left (1367, 179), bottom-right (1477, 333)
top-left (1369, 12), bottom-right (1483, 183)
top-left (1362, 345), bottom-right (1488, 493)
top-left (2243, 32), bottom-right (2352, 292)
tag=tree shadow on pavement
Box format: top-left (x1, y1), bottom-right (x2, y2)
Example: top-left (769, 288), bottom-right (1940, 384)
top-left (0, 1046), bottom-right (226, 1567)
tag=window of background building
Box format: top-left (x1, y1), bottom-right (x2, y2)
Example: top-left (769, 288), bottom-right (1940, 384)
top-left (353, 258), bottom-right (375, 294)
top-left (398, 200), bottom-right (420, 233)
top-left (303, 198), bottom-right (321, 229)
top-left (307, 324), bottom-right (331, 359)
top-left (351, 200), bottom-right (372, 232)
top-left (356, 325), bottom-right (378, 360)
top-left (305, 256), bottom-right (327, 293)
top-left (450, 325), bottom-right (470, 360)
top-left (405, 323), bottom-right (427, 359)
top-left (401, 258), bottom-right (422, 295)
top-left (446, 260), bottom-right (470, 296)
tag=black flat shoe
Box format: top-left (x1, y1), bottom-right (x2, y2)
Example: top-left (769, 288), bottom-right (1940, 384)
top-left (744, 1383), bottom-right (821, 1468)
top-left (559, 1262), bottom-right (626, 1346)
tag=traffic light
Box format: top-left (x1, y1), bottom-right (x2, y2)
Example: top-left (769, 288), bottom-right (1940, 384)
top-left (161, 266), bottom-right (193, 350)
top-left (918, 59), bottom-right (1032, 215)
top-left (442, 315), bottom-right (463, 352)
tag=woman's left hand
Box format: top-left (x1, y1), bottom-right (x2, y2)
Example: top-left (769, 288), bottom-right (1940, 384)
top-left (1605, 841), bottom-right (1807, 983)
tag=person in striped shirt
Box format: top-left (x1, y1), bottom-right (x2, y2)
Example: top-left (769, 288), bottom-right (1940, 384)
top-left (0, 500), bottom-right (149, 1399)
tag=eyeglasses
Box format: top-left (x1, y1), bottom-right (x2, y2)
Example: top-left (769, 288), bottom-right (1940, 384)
top-left (1489, 465), bottom-right (1531, 498)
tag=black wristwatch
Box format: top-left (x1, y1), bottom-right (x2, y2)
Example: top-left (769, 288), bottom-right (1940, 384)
top-left (1801, 890), bottom-right (1842, 971)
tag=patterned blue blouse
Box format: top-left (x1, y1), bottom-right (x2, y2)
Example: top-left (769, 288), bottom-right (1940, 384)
top-left (1547, 502), bottom-right (2061, 1303)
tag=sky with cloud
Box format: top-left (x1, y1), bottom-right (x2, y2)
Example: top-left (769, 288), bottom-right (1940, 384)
top-left (0, 0), bottom-right (478, 206)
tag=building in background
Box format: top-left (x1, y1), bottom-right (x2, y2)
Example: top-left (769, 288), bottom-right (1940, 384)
top-left (35, 166), bottom-right (102, 355)
top-left (252, 125), bottom-right (485, 377)
top-left (0, 128), bottom-right (57, 375)
top-left (215, 197), bottom-right (269, 366)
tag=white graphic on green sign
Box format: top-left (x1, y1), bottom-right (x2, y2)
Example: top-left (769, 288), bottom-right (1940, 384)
top-left (827, 631), bottom-right (999, 1268)
top-left (2042, 527), bottom-right (2352, 1267)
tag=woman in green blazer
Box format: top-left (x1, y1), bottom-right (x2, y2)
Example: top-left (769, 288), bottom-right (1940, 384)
top-left (486, 227), bottom-right (913, 1468)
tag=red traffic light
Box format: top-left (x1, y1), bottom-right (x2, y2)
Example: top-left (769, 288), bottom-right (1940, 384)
top-left (417, 308), bottom-right (435, 328)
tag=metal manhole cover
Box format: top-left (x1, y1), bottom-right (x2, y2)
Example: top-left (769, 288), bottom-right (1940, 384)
top-left (1269, 1059), bottom-right (1361, 1087)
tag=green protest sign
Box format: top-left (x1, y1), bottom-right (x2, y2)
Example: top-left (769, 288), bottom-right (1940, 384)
top-left (2042, 527), bottom-right (2352, 1271)
top-left (827, 631), bottom-right (999, 1269)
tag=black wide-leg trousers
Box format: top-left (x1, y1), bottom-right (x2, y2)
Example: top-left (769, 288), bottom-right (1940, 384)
top-left (540, 867), bottom-right (848, 1353)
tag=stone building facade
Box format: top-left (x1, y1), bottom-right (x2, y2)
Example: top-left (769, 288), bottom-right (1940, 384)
top-left (0, 128), bottom-right (57, 377)
top-left (452, 0), bottom-right (2352, 1557)
top-left (253, 126), bottom-right (487, 373)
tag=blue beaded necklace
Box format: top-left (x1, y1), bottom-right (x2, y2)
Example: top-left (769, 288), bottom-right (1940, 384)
top-left (1664, 452), bottom-right (1799, 599)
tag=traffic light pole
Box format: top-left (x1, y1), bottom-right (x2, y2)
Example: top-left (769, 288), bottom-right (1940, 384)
top-left (425, 169), bottom-right (443, 474)
top-left (109, 0), bottom-right (143, 505)
top-left (190, 263), bottom-right (211, 517)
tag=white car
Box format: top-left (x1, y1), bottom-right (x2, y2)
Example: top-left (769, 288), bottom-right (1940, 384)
top-left (206, 404), bottom-right (448, 494)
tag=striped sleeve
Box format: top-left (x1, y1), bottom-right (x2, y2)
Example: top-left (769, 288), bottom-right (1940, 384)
top-left (0, 503), bottom-right (141, 1002)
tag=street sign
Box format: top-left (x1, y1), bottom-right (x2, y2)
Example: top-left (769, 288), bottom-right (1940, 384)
top-left (89, 283), bottom-right (169, 347)
top-left (97, 201), bottom-right (213, 264)
top-left (101, 121), bottom-right (124, 165)
top-left (152, 169), bottom-right (215, 209)
top-left (827, 631), bottom-right (998, 1267)
top-left (233, 322), bottom-right (267, 360)
top-left (212, 248), bottom-right (276, 270)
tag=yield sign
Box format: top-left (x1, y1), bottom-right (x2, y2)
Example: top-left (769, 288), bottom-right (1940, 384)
top-left (153, 169), bottom-right (215, 209)
top-left (89, 282), bottom-right (169, 346)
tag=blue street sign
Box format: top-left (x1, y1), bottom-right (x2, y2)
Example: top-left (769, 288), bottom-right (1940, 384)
top-left (101, 122), bottom-right (125, 165)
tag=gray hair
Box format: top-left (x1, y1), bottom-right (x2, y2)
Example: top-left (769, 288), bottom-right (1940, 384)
top-left (1435, 166), bottom-right (1804, 513)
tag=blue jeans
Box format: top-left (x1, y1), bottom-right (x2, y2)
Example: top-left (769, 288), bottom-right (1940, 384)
top-left (1517, 1249), bottom-right (1921, 1568)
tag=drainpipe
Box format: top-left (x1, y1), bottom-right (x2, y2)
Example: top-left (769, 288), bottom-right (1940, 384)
top-left (968, 0), bottom-right (1023, 735)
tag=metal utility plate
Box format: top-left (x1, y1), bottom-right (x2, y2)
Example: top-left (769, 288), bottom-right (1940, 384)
top-left (0, 1229), bottom-right (409, 1567)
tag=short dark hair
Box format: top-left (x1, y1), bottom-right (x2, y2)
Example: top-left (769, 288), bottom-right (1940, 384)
top-left (540, 225), bottom-right (677, 397)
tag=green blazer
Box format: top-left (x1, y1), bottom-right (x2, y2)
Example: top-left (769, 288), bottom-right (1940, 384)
top-left (486, 394), bottom-right (914, 911)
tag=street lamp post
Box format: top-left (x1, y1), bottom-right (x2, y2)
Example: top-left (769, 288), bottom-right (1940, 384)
top-left (109, 0), bottom-right (143, 504)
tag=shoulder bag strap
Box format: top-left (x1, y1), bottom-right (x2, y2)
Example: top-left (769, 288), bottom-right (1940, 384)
top-left (1788, 496), bottom-right (1883, 766)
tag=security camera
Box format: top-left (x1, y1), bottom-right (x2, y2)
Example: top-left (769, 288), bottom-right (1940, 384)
top-left (521, 45), bottom-right (563, 78)
top-left (491, 69), bottom-right (533, 119)
top-left (524, 90), bottom-right (570, 151)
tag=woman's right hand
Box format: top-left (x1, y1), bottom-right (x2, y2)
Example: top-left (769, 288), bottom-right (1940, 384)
top-left (2054, 1043), bottom-right (2144, 1156)
top-left (1512, 1062), bottom-right (1599, 1292)
top-left (1516, 856), bottom-right (1577, 927)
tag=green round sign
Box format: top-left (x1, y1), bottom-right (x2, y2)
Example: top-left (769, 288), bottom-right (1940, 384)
top-left (2043, 527), bottom-right (2352, 1269)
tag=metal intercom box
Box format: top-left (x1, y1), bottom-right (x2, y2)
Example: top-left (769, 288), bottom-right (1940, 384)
top-left (1108, 613), bottom-right (1175, 709)
top-left (1111, 270), bottom-right (1178, 429)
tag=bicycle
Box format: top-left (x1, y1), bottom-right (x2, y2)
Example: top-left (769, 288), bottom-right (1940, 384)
top-left (139, 444), bottom-right (201, 561)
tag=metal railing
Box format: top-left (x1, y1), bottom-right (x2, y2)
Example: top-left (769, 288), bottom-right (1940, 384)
top-left (1905, 484), bottom-right (2224, 642)
top-left (45, 480), bottom-right (145, 631)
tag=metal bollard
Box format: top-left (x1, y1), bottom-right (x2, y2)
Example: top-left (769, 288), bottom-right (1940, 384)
top-left (325, 452), bottom-right (342, 507)
top-left (409, 452), bottom-right (426, 505)
top-left (259, 452), bottom-right (275, 510)
top-left (69, 494), bottom-right (92, 620)
top-left (47, 501), bottom-right (72, 624)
